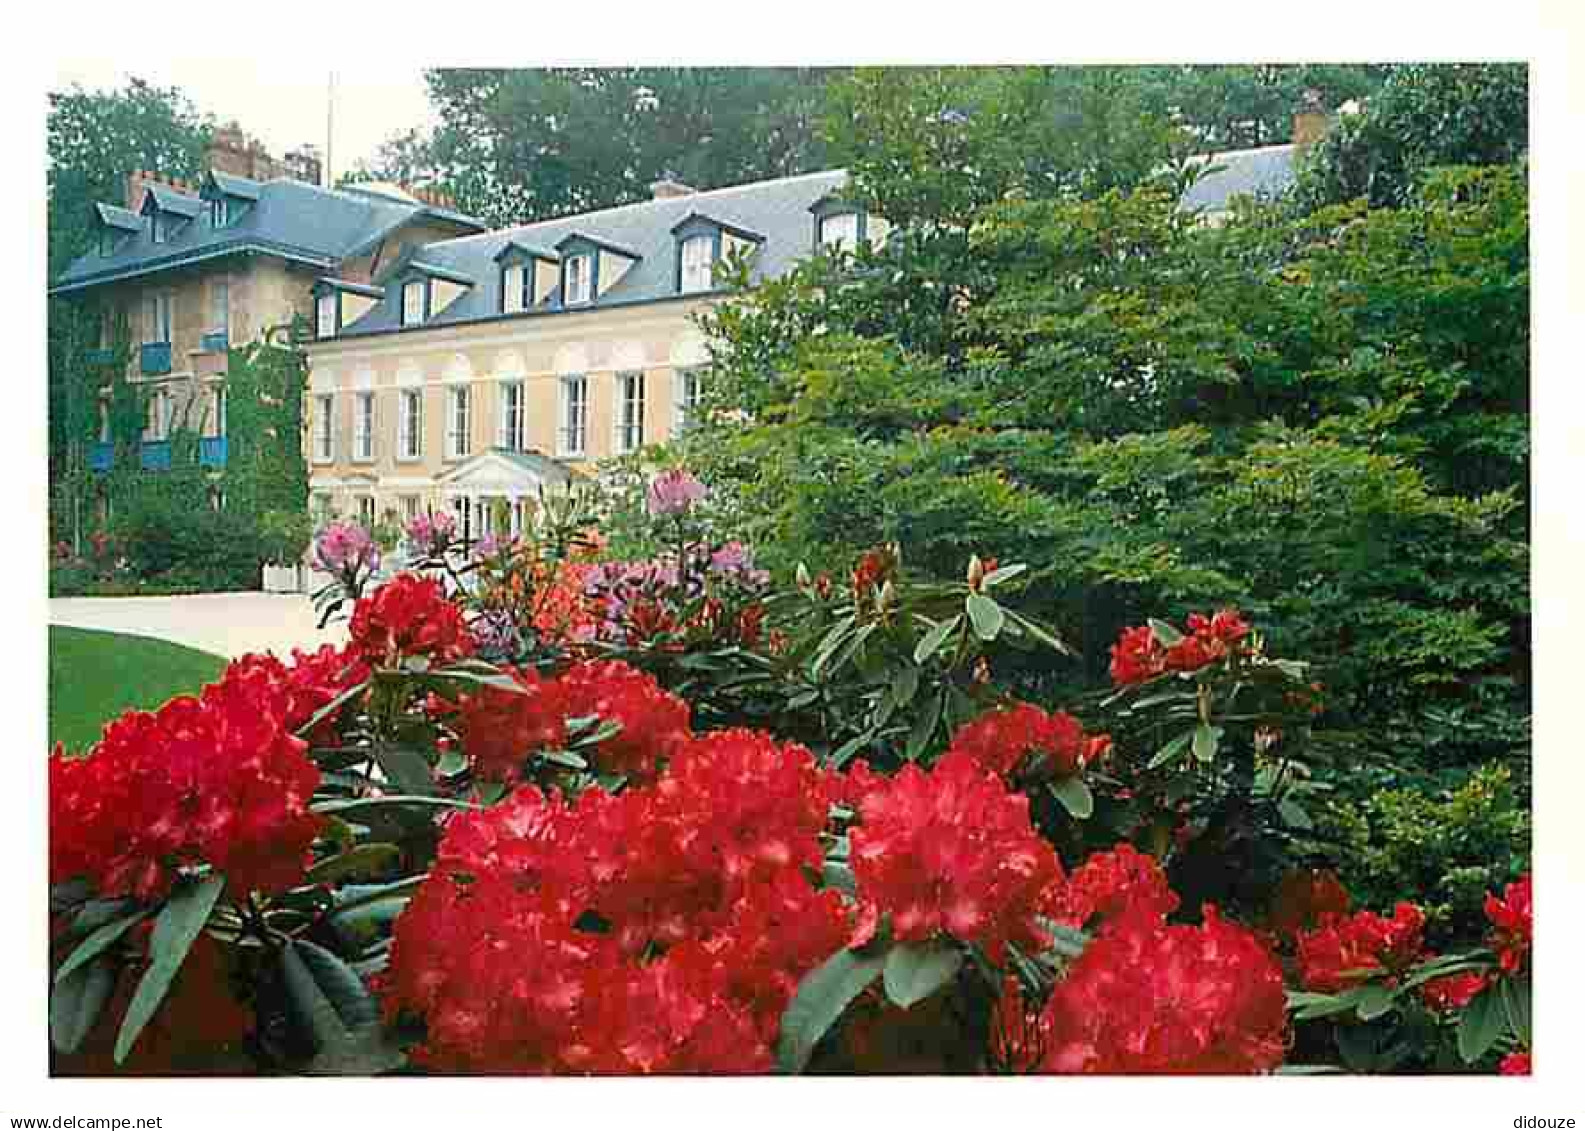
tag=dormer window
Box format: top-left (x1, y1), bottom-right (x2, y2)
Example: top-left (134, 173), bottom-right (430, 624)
top-left (199, 171), bottom-right (259, 231)
top-left (316, 293), bottom-right (339, 339)
top-left (93, 203), bottom-right (141, 258)
top-left (680, 234), bottom-right (714, 294)
top-left (564, 254), bottom-right (592, 305)
top-left (211, 197), bottom-right (231, 228)
top-left (502, 262), bottom-right (529, 314)
top-left (402, 279), bottom-right (429, 326)
top-left (99, 228), bottom-right (117, 257)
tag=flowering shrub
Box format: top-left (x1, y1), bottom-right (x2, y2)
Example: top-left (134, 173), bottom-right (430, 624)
top-left (46, 484), bottom-right (1531, 1077)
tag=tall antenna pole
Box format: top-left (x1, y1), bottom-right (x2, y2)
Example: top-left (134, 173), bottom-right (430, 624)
top-left (326, 71), bottom-right (335, 187)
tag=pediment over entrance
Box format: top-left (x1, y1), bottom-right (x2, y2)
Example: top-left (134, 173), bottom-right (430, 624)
top-left (434, 448), bottom-right (574, 497)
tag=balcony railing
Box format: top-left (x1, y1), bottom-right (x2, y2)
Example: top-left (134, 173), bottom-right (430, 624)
top-left (200, 331), bottom-right (229, 354)
top-left (199, 436), bottom-right (228, 467)
top-left (89, 442), bottom-right (113, 472)
top-left (139, 342), bottom-right (172, 376)
top-left (140, 441), bottom-right (172, 471)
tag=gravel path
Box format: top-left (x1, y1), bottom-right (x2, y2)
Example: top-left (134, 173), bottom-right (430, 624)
top-left (49, 592), bottom-right (347, 659)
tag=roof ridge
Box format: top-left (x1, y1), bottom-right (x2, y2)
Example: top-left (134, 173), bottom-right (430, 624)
top-left (432, 167), bottom-right (848, 251)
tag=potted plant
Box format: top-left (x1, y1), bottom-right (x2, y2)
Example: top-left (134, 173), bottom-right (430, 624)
top-left (259, 509), bottom-right (312, 594)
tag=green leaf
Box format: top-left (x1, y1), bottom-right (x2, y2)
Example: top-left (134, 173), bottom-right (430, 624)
top-left (883, 940), bottom-right (963, 1009)
top-left (1355, 983), bottom-right (1397, 1021)
top-left (114, 873), bottom-right (225, 1063)
top-left (820, 861), bottom-right (857, 896)
top-left (539, 749), bottom-right (590, 770)
top-left (1499, 976), bottom-right (1531, 1047)
top-left (305, 844), bottom-right (402, 885)
top-left (889, 664), bottom-right (921, 712)
top-left (312, 795), bottom-right (477, 817)
top-left (775, 946), bottom-right (887, 1073)
top-left (291, 939), bottom-right (381, 1033)
top-left (295, 680), bottom-right (367, 741)
top-left (51, 954), bottom-right (117, 1054)
top-left (965, 592), bottom-right (1005, 641)
top-left (281, 942), bottom-right (351, 1050)
top-left (55, 909), bottom-right (148, 984)
top-left (1002, 610), bottom-right (1071, 655)
top-left (905, 691), bottom-right (944, 761)
top-left (980, 563), bottom-right (1027, 589)
top-left (1457, 987), bottom-right (1507, 1064)
top-left (1049, 776), bottom-right (1094, 820)
top-left (1192, 723), bottom-right (1224, 763)
top-left (1148, 730), bottom-right (1194, 769)
top-left (1277, 799), bottom-right (1313, 830)
top-left (913, 615), bottom-right (962, 664)
top-left (372, 745), bottom-right (435, 797)
top-left (1148, 618), bottom-right (1184, 646)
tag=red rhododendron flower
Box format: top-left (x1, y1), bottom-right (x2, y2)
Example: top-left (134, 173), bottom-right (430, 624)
top-left (1044, 843), bottom-right (1179, 934)
top-left (348, 574), bottom-right (474, 667)
top-left (944, 701), bottom-right (1109, 782)
top-left (1040, 906), bottom-right (1287, 1074)
top-left (50, 666), bottom-right (323, 901)
top-left (1296, 903), bottom-right (1427, 993)
top-left (385, 728), bottom-right (850, 1073)
top-left (1109, 609), bottom-right (1253, 685)
top-left (557, 661), bottom-right (693, 783)
top-left (1269, 867), bottom-right (1351, 939)
top-left (1109, 625), bottom-right (1165, 685)
top-left (452, 666), bottom-right (570, 782)
top-left (987, 975), bottom-right (1049, 1074)
top-left (1420, 970), bottom-right (1487, 1012)
top-left (847, 752), bottom-right (1063, 958)
top-left (223, 645), bottom-right (369, 746)
top-left (1500, 1050), bottom-right (1532, 1075)
top-left (1485, 875), bottom-right (1532, 976)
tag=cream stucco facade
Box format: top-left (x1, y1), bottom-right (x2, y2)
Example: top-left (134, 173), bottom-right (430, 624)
top-left (302, 296), bottom-right (716, 536)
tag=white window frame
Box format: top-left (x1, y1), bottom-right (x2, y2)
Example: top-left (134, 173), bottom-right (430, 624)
top-left (498, 381), bottom-right (525, 451)
top-left (558, 375), bottom-right (588, 457)
top-left (145, 387), bottom-right (172, 441)
top-left (147, 292), bottom-right (172, 346)
top-left (447, 386), bottom-right (472, 460)
top-left (398, 388), bottom-right (423, 461)
top-left (680, 234), bottom-right (715, 294)
top-left (672, 367), bottom-right (704, 436)
top-left (313, 394), bottom-right (335, 463)
top-left (150, 212), bottom-right (167, 245)
top-left (564, 255), bottom-right (592, 305)
top-left (316, 293), bottom-right (338, 339)
top-left (206, 386), bottom-right (226, 439)
top-left (353, 392), bottom-right (376, 462)
top-left (820, 211), bottom-right (860, 252)
top-left (401, 494), bottom-right (421, 523)
top-left (502, 263), bottom-right (527, 314)
top-left (210, 277), bottom-right (229, 338)
top-left (614, 371), bottom-right (646, 454)
top-left (402, 279), bottom-right (427, 326)
top-left (357, 495), bottom-right (376, 529)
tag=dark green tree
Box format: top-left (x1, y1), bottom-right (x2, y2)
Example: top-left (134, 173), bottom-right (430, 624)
top-left (384, 68), bottom-right (841, 226)
top-left (47, 79), bottom-right (211, 542)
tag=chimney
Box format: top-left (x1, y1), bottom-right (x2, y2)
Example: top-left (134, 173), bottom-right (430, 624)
top-left (284, 145), bottom-right (323, 187)
top-left (1292, 88), bottom-right (1331, 153)
top-left (649, 178), bottom-right (697, 201)
top-left (207, 121), bottom-right (253, 178)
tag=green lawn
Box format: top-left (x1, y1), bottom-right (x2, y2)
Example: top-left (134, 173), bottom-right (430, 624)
top-left (49, 626), bottom-right (227, 753)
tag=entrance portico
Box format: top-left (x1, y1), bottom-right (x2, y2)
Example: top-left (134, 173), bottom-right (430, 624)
top-left (433, 447), bottom-right (576, 541)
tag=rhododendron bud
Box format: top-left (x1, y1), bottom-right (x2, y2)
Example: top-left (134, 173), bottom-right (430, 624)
top-left (1040, 906), bottom-right (1287, 1074)
top-left (1109, 625), bottom-right (1165, 685)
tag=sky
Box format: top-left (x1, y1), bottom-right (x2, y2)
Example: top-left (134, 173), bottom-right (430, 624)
top-left (50, 62), bottom-right (436, 183)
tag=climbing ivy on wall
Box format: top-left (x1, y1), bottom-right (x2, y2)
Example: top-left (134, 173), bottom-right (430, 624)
top-left (50, 320), bottom-right (309, 590)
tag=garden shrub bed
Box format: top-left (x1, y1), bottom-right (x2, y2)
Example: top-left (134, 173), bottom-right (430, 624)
top-left (46, 473), bottom-right (1531, 1077)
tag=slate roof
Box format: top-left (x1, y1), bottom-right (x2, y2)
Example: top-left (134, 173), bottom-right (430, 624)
top-left (52, 178), bottom-right (487, 296)
top-left (333, 169), bottom-right (849, 338)
top-left (1179, 144), bottom-right (1298, 213)
top-left (206, 169), bottom-right (262, 201)
top-left (93, 203), bottom-right (142, 233)
top-left (141, 182), bottom-right (204, 219)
